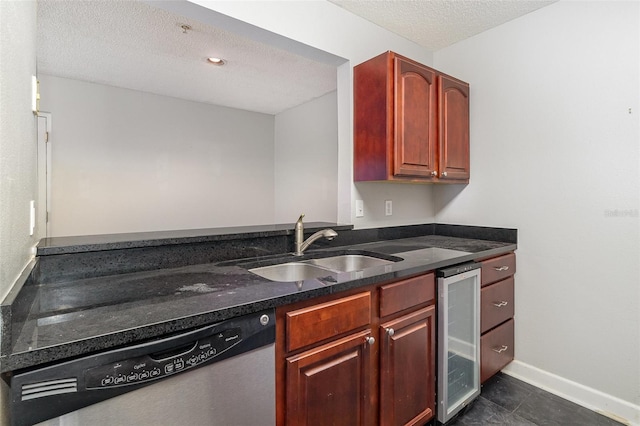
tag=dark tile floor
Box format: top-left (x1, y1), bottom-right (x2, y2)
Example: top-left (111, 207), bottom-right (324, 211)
top-left (440, 373), bottom-right (624, 426)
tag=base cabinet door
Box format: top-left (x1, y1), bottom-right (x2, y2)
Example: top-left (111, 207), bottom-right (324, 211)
top-left (285, 330), bottom-right (375, 426)
top-left (380, 306), bottom-right (436, 426)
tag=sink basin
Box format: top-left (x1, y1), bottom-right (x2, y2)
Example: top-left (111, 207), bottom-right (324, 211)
top-left (248, 262), bottom-right (333, 282)
top-left (247, 253), bottom-right (401, 282)
top-left (307, 255), bottom-right (394, 272)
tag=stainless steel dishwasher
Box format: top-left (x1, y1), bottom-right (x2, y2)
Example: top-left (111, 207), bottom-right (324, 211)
top-left (9, 309), bottom-right (275, 426)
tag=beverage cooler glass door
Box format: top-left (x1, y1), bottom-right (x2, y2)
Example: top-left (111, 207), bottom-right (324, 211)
top-left (437, 268), bottom-right (481, 424)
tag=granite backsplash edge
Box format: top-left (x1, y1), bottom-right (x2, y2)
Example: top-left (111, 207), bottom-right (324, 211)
top-left (35, 222), bottom-right (517, 284)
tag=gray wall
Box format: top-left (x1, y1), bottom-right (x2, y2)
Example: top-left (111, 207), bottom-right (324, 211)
top-left (434, 0), bottom-right (640, 419)
top-left (274, 91), bottom-right (338, 223)
top-left (0, 1), bottom-right (39, 422)
top-left (39, 74), bottom-right (276, 236)
top-left (0, 4), bottom-right (39, 289)
top-left (39, 75), bottom-right (341, 236)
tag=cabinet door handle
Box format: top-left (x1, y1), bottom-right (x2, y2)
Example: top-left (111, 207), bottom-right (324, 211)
top-left (385, 328), bottom-right (395, 337)
top-left (492, 301), bottom-right (509, 308)
top-left (492, 345), bottom-right (509, 354)
top-left (364, 336), bottom-right (375, 346)
top-left (430, 171), bottom-right (437, 177)
top-left (493, 266), bottom-right (509, 272)
top-left (441, 171), bottom-right (448, 178)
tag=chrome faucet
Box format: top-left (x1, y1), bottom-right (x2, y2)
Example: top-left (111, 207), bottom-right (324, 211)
top-left (294, 214), bottom-right (337, 256)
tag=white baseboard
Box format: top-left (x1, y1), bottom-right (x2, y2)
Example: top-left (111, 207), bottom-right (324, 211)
top-left (502, 360), bottom-right (640, 426)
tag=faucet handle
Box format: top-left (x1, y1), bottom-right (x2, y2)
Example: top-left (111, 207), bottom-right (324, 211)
top-left (297, 213), bottom-right (305, 223)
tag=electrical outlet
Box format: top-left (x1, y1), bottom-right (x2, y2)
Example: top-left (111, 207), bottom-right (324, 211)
top-left (355, 200), bottom-right (364, 218)
top-left (385, 200), bottom-right (392, 216)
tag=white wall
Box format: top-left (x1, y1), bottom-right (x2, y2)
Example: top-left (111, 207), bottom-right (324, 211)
top-left (434, 1), bottom-right (640, 422)
top-left (0, 3), bottom-right (40, 290)
top-left (274, 91), bottom-right (338, 223)
top-left (39, 75), bottom-right (276, 236)
top-left (0, 1), bottom-right (39, 423)
top-left (354, 182), bottom-right (436, 227)
top-left (187, 0), bottom-right (437, 228)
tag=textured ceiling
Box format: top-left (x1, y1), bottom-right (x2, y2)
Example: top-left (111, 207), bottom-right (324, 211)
top-left (36, 0), bottom-right (339, 115)
top-left (328, 0), bottom-right (557, 51)
top-left (37, 1), bottom-right (557, 115)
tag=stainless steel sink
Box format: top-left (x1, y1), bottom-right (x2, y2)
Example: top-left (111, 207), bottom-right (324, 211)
top-left (307, 255), bottom-right (394, 272)
top-left (248, 254), bottom-right (400, 282)
top-left (248, 262), bottom-right (333, 282)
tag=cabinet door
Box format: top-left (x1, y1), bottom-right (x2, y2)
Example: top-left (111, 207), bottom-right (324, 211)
top-left (438, 75), bottom-right (470, 181)
top-left (380, 306), bottom-right (436, 426)
top-left (394, 57), bottom-right (438, 178)
top-left (285, 330), bottom-right (375, 426)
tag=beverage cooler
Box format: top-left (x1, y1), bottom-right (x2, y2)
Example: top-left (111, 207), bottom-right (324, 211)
top-left (437, 263), bottom-right (481, 424)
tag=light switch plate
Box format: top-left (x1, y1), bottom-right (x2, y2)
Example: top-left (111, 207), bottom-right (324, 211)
top-left (29, 200), bottom-right (35, 236)
top-left (355, 200), bottom-right (364, 218)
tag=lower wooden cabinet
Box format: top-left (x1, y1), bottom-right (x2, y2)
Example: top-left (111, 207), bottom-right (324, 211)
top-left (480, 252), bottom-right (516, 383)
top-left (276, 273), bottom-right (436, 426)
top-left (285, 330), bottom-right (375, 426)
top-left (380, 306), bottom-right (435, 426)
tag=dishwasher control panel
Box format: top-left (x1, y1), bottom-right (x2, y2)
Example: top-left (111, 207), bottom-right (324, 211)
top-left (85, 327), bottom-right (242, 389)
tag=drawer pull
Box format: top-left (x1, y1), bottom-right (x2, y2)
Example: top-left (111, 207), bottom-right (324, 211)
top-left (492, 301), bottom-right (509, 308)
top-left (492, 345), bottom-right (509, 354)
top-left (493, 266), bottom-right (510, 272)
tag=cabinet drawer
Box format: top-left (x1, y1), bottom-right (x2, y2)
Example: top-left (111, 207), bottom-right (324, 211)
top-left (286, 292), bottom-right (371, 352)
top-left (379, 273), bottom-right (435, 317)
top-left (481, 319), bottom-right (514, 383)
top-left (481, 253), bottom-right (516, 287)
top-left (481, 277), bottom-right (514, 333)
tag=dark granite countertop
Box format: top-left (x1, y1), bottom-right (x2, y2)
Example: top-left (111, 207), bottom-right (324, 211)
top-left (2, 224), bottom-right (516, 373)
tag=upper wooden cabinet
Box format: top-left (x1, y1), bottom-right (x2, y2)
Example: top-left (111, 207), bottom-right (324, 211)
top-left (354, 51), bottom-right (470, 183)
